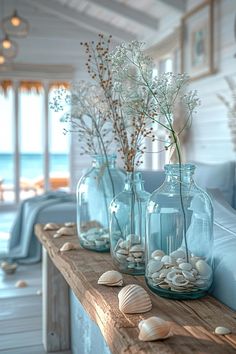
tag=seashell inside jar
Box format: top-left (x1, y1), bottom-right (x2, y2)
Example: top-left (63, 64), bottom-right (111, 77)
top-left (111, 234), bottom-right (145, 275)
top-left (145, 248), bottom-right (213, 300)
top-left (79, 220), bottom-right (110, 252)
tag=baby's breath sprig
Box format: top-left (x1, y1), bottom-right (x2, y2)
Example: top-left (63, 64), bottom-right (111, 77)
top-left (81, 35), bottom-right (154, 172)
top-left (50, 81), bottom-right (113, 156)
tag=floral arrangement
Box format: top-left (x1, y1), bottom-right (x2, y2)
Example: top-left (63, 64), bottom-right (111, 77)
top-left (81, 35), bottom-right (154, 172)
top-left (50, 81), bottom-right (113, 156)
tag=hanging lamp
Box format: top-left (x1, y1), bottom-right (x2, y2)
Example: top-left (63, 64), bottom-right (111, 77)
top-left (0, 33), bottom-right (18, 59)
top-left (2, 9), bottom-right (30, 37)
top-left (0, 52), bottom-right (6, 65)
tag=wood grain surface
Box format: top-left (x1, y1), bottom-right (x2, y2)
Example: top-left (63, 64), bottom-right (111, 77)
top-left (35, 224), bottom-right (236, 354)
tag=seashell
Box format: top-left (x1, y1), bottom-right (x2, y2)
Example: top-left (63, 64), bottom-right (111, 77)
top-left (98, 270), bottom-right (123, 287)
top-left (134, 257), bottom-right (143, 262)
top-left (64, 222), bottom-right (75, 227)
top-left (179, 262), bottom-right (192, 271)
top-left (1, 262), bottom-right (17, 274)
top-left (166, 270), bottom-right (179, 281)
top-left (214, 326), bottom-right (231, 335)
top-left (151, 250), bottom-right (165, 258)
top-left (43, 223), bottom-right (60, 231)
top-left (159, 268), bottom-right (172, 278)
top-left (170, 249), bottom-right (186, 259)
top-left (86, 234), bottom-right (98, 242)
top-left (60, 242), bottom-right (78, 252)
top-left (117, 248), bottom-right (129, 255)
top-left (129, 245), bottom-right (144, 253)
top-left (118, 284), bottom-right (152, 314)
top-left (182, 270), bottom-right (195, 281)
top-left (53, 233), bottom-right (62, 238)
top-left (15, 280), bottom-right (28, 288)
top-left (161, 255), bottom-right (175, 266)
top-left (176, 257), bottom-right (186, 265)
top-left (116, 253), bottom-right (127, 261)
top-left (127, 256), bottom-right (135, 262)
top-left (195, 260), bottom-right (212, 278)
top-left (172, 275), bottom-right (189, 287)
top-left (138, 316), bottom-right (172, 341)
top-left (147, 259), bottom-right (164, 275)
top-left (56, 227), bottom-right (75, 236)
top-left (132, 252), bottom-right (143, 258)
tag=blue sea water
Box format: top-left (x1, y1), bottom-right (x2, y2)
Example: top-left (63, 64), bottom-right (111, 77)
top-left (0, 153), bottom-right (69, 183)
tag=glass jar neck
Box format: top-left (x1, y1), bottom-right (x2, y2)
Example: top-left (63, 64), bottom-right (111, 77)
top-left (92, 154), bottom-right (116, 169)
top-left (164, 164), bottom-right (195, 185)
top-left (124, 172), bottom-right (144, 192)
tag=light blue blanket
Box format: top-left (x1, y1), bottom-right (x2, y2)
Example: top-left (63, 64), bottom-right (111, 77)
top-left (8, 191), bottom-right (76, 264)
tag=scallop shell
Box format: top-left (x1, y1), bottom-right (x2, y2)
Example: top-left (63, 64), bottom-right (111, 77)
top-left (43, 223), bottom-right (60, 231)
top-left (60, 242), bottom-right (78, 252)
top-left (15, 280), bottom-right (28, 288)
top-left (170, 249), bottom-right (186, 259)
top-left (56, 227), bottom-right (75, 236)
top-left (179, 262), bottom-right (192, 271)
top-left (98, 270), bottom-right (123, 287)
top-left (118, 284), bottom-right (152, 314)
top-left (138, 316), bottom-right (172, 341)
top-left (1, 262), bottom-right (17, 274)
top-left (151, 250), bottom-right (165, 258)
top-left (147, 259), bottom-right (164, 275)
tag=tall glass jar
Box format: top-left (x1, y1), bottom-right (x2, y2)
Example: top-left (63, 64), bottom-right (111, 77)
top-left (145, 164), bottom-right (213, 300)
top-left (110, 172), bottom-right (150, 275)
top-left (77, 154), bottom-right (124, 252)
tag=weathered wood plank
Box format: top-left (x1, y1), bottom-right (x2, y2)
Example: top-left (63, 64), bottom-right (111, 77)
top-left (0, 316), bottom-right (42, 335)
top-left (42, 248), bottom-right (70, 352)
top-left (35, 224), bottom-right (236, 354)
top-left (1, 345), bottom-right (71, 354)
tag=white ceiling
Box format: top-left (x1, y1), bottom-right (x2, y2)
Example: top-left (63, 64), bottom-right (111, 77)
top-left (0, 0), bottom-right (185, 78)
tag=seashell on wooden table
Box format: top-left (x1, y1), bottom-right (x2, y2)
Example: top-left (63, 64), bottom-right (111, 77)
top-left (118, 284), bottom-right (152, 314)
top-left (138, 316), bottom-right (172, 341)
top-left (98, 270), bottom-right (123, 287)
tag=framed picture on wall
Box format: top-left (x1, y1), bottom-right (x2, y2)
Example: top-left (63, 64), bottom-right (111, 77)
top-left (181, 0), bottom-right (215, 81)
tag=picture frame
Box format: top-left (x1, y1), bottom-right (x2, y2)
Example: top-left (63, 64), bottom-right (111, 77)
top-left (180, 0), bottom-right (215, 81)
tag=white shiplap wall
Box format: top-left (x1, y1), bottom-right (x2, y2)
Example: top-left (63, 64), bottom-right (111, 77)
top-left (186, 0), bottom-right (236, 163)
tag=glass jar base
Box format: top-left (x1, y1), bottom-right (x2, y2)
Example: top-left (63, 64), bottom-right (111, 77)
top-left (80, 243), bottom-right (110, 253)
top-left (115, 261), bottom-right (145, 275)
top-left (146, 279), bottom-right (208, 300)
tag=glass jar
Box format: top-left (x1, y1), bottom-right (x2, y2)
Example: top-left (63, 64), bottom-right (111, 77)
top-left (77, 154), bottom-right (124, 252)
top-left (145, 164), bottom-right (213, 300)
top-left (110, 172), bottom-right (150, 275)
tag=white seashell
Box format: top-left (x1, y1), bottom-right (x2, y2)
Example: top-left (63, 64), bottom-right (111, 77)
top-left (64, 222), bottom-right (76, 227)
top-left (151, 250), bottom-right (165, 258)
top-left (132, 252), bottom-right (143, 258)
top-left (166, 270), bottom-right (179, 281)
top-left (159, 268), bottom-right (172, 278)
top-left (86, 227), bottom-right (100, 235)
top-left (98, 270), bottom-right (123, 287)
top-left (56, 227), bottom-right (75, 236)
top-left (60, 242), bottom-right (78, 252)
top-left (179, 262), bottom-right (192, 271)
top-left (117, 248), bottom-right (129, 255)
top-left (190, 256), bottom-right (203, 268)
top-left (53, 233), bottom-right (62, 238)
top-left (176, 257), bottom-right (186, 264)
top-left (214, 326), bottom-right (231, 335)
top-left (172, 275), bottom-right (189, 287)
top-left (161, 255), bottom-right (175, 266)
top-left (43, 223), bottom-right (59, 231)
top-left (118, 284), bottom-right (152, 314)
top-left (129, 245), bottom-right (144, 253)
top-left (15, 280), bottom-right (28, 288)
top-left (1, 262), bottom-right (17, 274)
top-left (153, 256), bottom-right (163, 261)
top-left (147, 259), bottom-right (164, 275)
top-left (127, 256), bottom-right (135, 262)
top-left (134, 257), bottom-right (143, 262)
top-left (170, 249), bottom-right (186, 259)
top-left (195, 260), bottom-right (212, 278)
top-left (182, 270), bottom-right (196, 281)
top-left (138, 316), bottom-right (171, 341)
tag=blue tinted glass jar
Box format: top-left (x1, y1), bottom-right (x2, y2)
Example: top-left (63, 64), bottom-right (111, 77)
top-left (110, 172), bottom-right (150, 275)
top-left (145, 164), bottom-right (213, 299)
top-left (77, 154), bottom-right (124, 252)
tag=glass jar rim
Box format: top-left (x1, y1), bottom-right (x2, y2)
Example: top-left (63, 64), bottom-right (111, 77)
top-left (164, 163), bottom-right (195, 173)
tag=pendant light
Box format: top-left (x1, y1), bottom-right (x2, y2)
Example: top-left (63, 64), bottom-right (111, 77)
top-left (0, 34), bottom-right (18, 59)
top-left (0, 52), bottom-right (6, 65)
top-left (2, 9), bottom-right (30, 37)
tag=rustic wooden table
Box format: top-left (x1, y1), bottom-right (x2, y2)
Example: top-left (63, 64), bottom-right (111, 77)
top-left (35, 224), bottom-right (236, 354)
